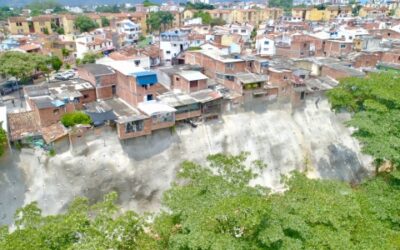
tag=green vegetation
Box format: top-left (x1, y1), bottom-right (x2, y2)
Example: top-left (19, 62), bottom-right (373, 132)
top-left (251, 27), bottom-right (257, 40)
top-left (0, 122), bottom-right (7, 157)
top-left (185, 2), bottom-right (215, 10)
top-left (187, 46), bottom-right (202, 51)
top-left (143, 0), bottom-right (159, 7)
top-left (146, 11), bottom-right (174, 33)
top-left (210, 18), bottom-right (226, 27)
top-left (76, 53), bottom-right (102, 65)
top-left (48, 148), bottom-right (56, 157)
top-left (61, 48), bottom-right (70, 58)
top-left (0, 52), bottom-right (56, 81)
top-left (327, 73), bottom-right (400, 170)
top-left (50, 56), bottom-right (63, 72)
top-left (193, 11), bottom-right (212, 25)
top-left (1, 153), bottom-right (399, 249)
top-left (27, 0), bottom-right (62, 16)
top-left (268, 0), bottom-right (293, 11)
top-left (61, 112), bottom-right (92, 127)
top-left (95, 4), bottom-right (121, 13)
top-left (101, 16), bottom-right (110, 27)
top-left (74, 15), bottom-right (99, 33)
top-left (0, 6), bottom-right (20, 21)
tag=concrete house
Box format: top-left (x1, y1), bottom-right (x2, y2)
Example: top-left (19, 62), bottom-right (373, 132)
top-left (78, 64), bottom-right (117, 100)
top-left (116, 19), bottom-right (141, 45)
top-left (255, 35), bottom-right (276, 56)
top-left (24, 79), bottom-right (96, 127)
top-left (160, 29), bottom-right (190, 63)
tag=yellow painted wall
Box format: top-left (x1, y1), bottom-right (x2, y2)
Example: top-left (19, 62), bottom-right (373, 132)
top-left (33, 21), bottom-right (52, 34)
top-left (221, 35), bottom-right (233, 47)
top-left (8, 21), bottom-right (30, 34)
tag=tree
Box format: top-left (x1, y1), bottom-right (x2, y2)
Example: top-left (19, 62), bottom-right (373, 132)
top-left (327, 73), bottom-right (400, 169)
top-left (95, 4), bottom-right (120, 13)
top-left (251, 27), bottom-right (257, 40)
top-left (0, 193), bottom-right (157, 249)
top-left (101, 16), bottom-right (110, 27)
top-left (0, 153), bottom-right (400, 248)
top-left (185, 2), bottom-right (215, 10)
top-left (193, 11), bottom-right (212, 25)
top-left (78, 53), bottom-right (100, 65)
top-left (27, 0), bottom-right (62, 16)
top-left (0, 123), bottom-right (7, 157)
top-left (61, 48), bottom-right (70, 58)
top-left (74, 15), bottom-right (98, 33)
top-left (210, 18), bottom-right (226, 27)
top-left (0, 52), bottom-right (38, 81)
top-left (268, 0), bottom-right (293, 11)
top-left (0, 6), bottom-right (20, 21)
top-left (50, 56), bottom-right (63, 72)
top-left (61, 111), bottom-right (92, 127)
top-left (143, 0), bottom-right (159, 7)
top-left (146, 11), bottom-right (174, 33)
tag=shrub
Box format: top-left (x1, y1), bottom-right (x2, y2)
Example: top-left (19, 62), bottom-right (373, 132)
top-left (61, 112), bottom-right (92, 127)
top-left (188, 46), bottom-right (202, 51)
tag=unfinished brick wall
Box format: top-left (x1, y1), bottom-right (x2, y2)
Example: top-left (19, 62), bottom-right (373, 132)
top-left (173, 76), bottom-right (208, 93)
top-left (352, 53), bottom-right (380, 68)
top-left (36, 106), bottom-right (67, 127)
top-left (320, 66), bottom-right (351, 80)
top-left (117, 118), bottom-right (152, 140)
top-left (323, 41), bottom-right (353, 58)
top-left (380, 51), bottom-right (400, 64)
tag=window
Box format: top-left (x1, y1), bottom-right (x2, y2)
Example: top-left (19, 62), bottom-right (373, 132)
top-left (152, 112), bottom-right (174, 123)
top-left (126, 120), bottom-right (144, 133)
top-left (190, 81), bottom-right (198, 88)
top-left (226, 63), bottom-right (234, 69)
top-left (225, 75), bottom-right (234, 81)
top-left (283, 75), bottom-right (288, 80)
top-left (264, 41), bottom-right (270, 45)
top-left (263, 48), bottom-right (269, 51)
top-left (241, 29), bottom-right (246, 33)
top-left (388, 33), bottom-right (391, 37)
top-left (300, 91), bottom-right (305, 100)
top-left (166, 51), bottom-right (171, 54)
top-left (175, 77), bottom-right (180, 81)
top-left (83, 94), bottom-right (89, 99)
top-left (340, 44), bottom-right (346, 49)
top-left (134, 60), bottom-right (140, 66)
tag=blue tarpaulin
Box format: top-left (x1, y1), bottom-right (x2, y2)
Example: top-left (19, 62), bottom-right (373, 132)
top-left (51, 100), bottom-right (65, 107)
top-left (133, 71), bottom-right (158, 86)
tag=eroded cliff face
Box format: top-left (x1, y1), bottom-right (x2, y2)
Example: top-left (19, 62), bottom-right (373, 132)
top-left (0, 97), bottom-right (373, 225)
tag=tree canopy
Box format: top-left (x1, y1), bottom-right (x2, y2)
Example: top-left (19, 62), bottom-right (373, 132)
top-left (268, 0), bottom-right (293, 11)
top-left (74, 15), bottom-right (99, 33)
top-left (143, 0), bottom-right (159, 7)
top-left (0, 52), bottom-right (58, 80)
top-left (327, 73), bottom-right (400, 168)
top-left (1, 153), bottom-right (399, 249)
top-left (146, 11), bottom-right (174, 33)
top-left (193, 11), bottom-right (212, 25)
top-left (185, 2), bottom-right (215, 10)
top-left (0, 123), bottom-right (7, 157)
top-left (61, 112), bottom-right (92, 127)
top-left (95, 4), bottom-right (121, 13)
top-left (101, 16), bottom-right (110, 27)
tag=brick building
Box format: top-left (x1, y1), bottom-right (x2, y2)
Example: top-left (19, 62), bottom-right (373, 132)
top-left (78, 64), bottom-right (117, 100)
